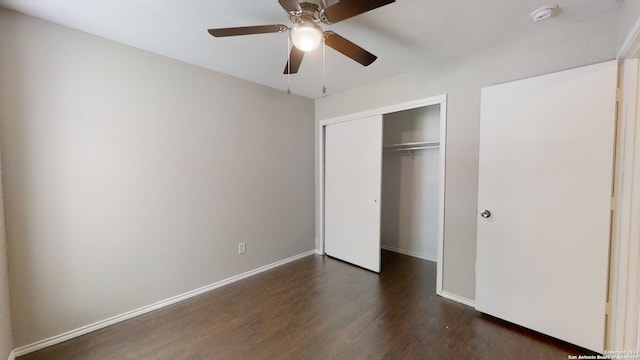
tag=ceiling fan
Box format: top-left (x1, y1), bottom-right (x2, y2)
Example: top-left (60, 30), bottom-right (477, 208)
top-left (207, 0), bottom-right (395, 74)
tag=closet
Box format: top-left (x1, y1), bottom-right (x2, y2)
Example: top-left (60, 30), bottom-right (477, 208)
top-left (320, 95), bottom-right (445, 289)
top-left (381, 105), bottom-right (440, 262)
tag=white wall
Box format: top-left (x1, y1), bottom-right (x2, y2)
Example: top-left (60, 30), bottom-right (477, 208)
top-left (0, 9), bottom-right (315, 347)
top-left (381, 106), bottom-right (440, 260)
top-left (316, 10), bottom-right (620, 301)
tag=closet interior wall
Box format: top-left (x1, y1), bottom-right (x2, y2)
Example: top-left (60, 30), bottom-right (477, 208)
top-left (381, 105), bottom-right (441, 261)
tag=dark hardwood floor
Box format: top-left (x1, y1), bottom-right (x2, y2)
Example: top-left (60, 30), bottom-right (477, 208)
top-left (19, 251), bottom-right (597, 359)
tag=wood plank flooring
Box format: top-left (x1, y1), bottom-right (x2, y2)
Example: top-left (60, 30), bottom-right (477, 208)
top-left (19, 251), bottom-right (598, 359)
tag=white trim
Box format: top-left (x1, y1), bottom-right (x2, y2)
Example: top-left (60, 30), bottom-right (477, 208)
top-left (608, 58), bottom-right (640, 352)
top-left (436, 96), bottom-right (448, 297)
top-left (381, 245), bottom-right (437, 262)
top-left (626, 62), bottom-right (640, 350)
top-left (607, 15), bottom-right (640, 351)
top-left (11, 250), bottom-right (316, 357)
top-left (608, 59), bottom-right (631, 350)
top-left (318, 95), bottom-right (447, 127)
top-left (6, 350), bottom-right (15, 360)
top-left (440, 291), bottom-right (475, 308)
top-left (317, 125), bottom-right (325, 255)
top-left (618, 16), bottom-right (640, 60)
top-left (317, 94), bottom-right (448, 297)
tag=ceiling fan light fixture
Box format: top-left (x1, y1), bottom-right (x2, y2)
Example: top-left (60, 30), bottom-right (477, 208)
top-left (290, 19), bottom-right (323, 52)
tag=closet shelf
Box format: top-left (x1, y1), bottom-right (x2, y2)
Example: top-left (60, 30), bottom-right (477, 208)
top-left (383, 141), bottom-right (440, 152)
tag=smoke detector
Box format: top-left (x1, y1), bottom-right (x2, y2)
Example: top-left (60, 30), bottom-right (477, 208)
top-left (530, 4), bottom-right (560, 22)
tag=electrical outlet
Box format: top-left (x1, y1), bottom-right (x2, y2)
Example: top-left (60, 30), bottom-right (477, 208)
top-left (238, 242), bottom-right (246, 254)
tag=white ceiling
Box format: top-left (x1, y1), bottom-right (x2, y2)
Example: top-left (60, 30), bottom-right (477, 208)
top-left (0, 0), bottom-right (623, 99)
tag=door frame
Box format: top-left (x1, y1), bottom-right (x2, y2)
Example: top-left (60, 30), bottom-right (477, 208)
top-left (609, 17), bottom-right (640, 352)
top-left (317, 94), bottom-right (447, 294)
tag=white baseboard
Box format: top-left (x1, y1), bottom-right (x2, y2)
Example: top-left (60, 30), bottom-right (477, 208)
top-left (11, 250), bottom-right (316, 358)
top-left (381, 244), bottom-right (437, 262)
top-left (314, 248), bottom-right (324, 255)
top-left (439, 290), bottom-right (476, 308)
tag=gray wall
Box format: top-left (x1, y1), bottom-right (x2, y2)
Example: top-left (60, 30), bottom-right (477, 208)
top-left (618, 0), bottom-right (640, 47)
top-left (316, 9), bottom-right (621, 301)
top-left (0, 9), bottom-right (315, 347)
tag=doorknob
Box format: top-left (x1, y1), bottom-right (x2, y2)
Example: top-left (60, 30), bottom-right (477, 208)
top-left (480, 209), bottom-right (491, 218)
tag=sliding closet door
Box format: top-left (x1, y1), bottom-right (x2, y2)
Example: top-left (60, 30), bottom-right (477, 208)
top-left (325, 115), bottom-right (383, 273)
top-left (476, 61), bottom-right (617, 352)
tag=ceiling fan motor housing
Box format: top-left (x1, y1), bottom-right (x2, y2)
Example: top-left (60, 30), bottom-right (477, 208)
top-left (289, 2), bottom-right (326, 24)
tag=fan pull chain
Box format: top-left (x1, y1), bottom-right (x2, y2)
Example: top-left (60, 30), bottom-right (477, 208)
top-left (287, 35), bottom-right (291, 94)
top-left (322, 34), bottom-right (327, 95)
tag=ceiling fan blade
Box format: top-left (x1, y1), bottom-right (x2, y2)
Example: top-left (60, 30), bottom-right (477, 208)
top-left (322, 0), bottom-right (395, 23)
top-left (283, 46), bottom-right (305, 74)
top-left (208, 24), bottom-right (288, 37)
top-left (324, 31), bottom-right (377, 66)
top-left (278, 0), bottom-right (302, 14)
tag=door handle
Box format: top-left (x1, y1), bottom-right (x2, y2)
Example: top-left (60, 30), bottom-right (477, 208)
top-left (480, 209), bottom-right (491, 218)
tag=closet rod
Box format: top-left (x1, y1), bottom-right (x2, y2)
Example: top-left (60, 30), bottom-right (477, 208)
top-left (383, 141), bottom-right (440, 152)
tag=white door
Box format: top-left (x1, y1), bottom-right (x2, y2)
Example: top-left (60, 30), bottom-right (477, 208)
top-left (476, 61), bottom-right (617, 353)
top-left (324, 115), bottom-right (383, 272)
